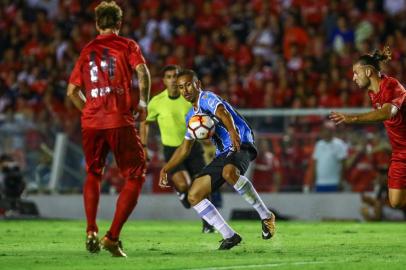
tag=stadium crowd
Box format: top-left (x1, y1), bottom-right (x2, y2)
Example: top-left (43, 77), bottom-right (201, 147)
top-left (0, 0), bottom-right (404, 193)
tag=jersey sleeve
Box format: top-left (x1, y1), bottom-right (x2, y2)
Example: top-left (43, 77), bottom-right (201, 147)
top-left (336, 140), bottom-right (348, 160)
top-left (382, 79), bottom-right (406, 109)
top-left (312, 142), bottom-right (321, 160)
top-left (128, 40), bottom-right (146, 68)
top-left (200, 92), bottom-right (224, 115)
top-left (146, 98), bottom-right (158, 122)
top-left (69, 55), bottom-right (84, 87)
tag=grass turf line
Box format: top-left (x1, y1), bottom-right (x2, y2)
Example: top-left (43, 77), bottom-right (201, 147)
top-left (0, 220), bottom-right (405, 270)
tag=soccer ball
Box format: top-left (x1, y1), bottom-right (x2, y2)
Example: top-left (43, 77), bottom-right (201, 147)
top-left (187, 114), bottom-right (215, 140)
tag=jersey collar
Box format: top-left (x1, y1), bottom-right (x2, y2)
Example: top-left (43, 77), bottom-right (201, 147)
top-left (376, 73), bottom-right (388, 96)
top-left (193, 91), bottom-right (203, 113)
top-left (96, 33), bottom-right (118, 40)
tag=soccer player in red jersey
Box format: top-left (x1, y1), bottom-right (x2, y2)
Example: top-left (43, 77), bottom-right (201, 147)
top-left (66, 1), bottom-right (151, 257)
top-left (330, 47), bottom-right (406, 209)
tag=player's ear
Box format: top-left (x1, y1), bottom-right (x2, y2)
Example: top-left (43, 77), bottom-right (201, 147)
top-left (365, 67), bottom-right (372, 77)
top-left (195, 80), bottom-right (202, 89)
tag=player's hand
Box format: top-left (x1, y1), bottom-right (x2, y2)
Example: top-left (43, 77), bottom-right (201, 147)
top-left (159, 168), bottom-right (171, 188)
top-left (230, 131), bottom-right (241, 152)
top-left (329, 111), bottom-right (351, 125)
top-left (134, 105), bottom-right (147, 122)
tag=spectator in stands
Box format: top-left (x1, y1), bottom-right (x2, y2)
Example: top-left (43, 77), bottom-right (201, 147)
top-left (2, 0), bottom-right (406, 194)
top-left (252, 138), bottom-right (282, 192)
top-left (0, 153), bottom-right (25, 200)
top-left (305, 121), bottom-right (348, 192)
top-left (346, 134), bottom-right (376, 192)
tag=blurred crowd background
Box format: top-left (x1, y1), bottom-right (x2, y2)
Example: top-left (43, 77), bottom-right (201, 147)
top-left (0, 0), bottom-right (404, 196)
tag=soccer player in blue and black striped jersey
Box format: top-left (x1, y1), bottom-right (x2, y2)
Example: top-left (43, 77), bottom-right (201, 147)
top-left (159, 69), bottom-right (276, 250)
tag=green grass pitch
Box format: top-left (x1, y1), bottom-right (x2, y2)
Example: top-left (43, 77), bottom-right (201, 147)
top-left (0, 220), bottom-right (405, 270)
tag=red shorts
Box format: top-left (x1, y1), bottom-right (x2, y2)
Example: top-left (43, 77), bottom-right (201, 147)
top-left (82, 126), bottom-right (146, 180)
top-left (388, 153), bottom-right (406, 189)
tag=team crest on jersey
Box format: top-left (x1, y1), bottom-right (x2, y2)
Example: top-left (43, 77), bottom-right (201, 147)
top-left (207, 97), bottom-right (217, 109)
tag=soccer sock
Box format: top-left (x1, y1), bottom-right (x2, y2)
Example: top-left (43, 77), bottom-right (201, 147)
top-left (107, 177), bottom-right (144, 241)
top-left (83, 173), bottom-right (101, 233)
top-left (233, 175), bottom-right (272, 220)
top-left (193, 199), bottom-right (235, 239)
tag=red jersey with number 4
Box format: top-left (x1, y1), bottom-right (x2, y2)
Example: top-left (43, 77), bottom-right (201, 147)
top-left (69, 33), bottom-right (145, 129)
top-left (368, 75), bottom-right (406, 155)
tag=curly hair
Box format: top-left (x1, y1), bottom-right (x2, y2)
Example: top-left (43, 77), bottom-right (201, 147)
top-left (357, 46), bottom-right (392, 71)
top-left (95, 1), bottom-right (123, 30)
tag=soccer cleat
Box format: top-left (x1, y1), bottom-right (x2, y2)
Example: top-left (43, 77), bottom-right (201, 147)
top-left (100, 236), bottom-right (127, 257)
top-left (86, 231), bottom-right (100, 253)
top-left (202, 219), bottom-right (215, 233)
top-left (218, 234), bottom-right (242, 250)
top-left (261, 213), bottom-right (276, 240)
top-left (177, 192), bottom-right (191, 209)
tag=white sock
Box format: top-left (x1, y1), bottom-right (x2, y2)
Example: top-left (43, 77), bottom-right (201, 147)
top-left (233, 175), bottom-right (272, 220)
top-left (193, 199), bottom-right (235, 239)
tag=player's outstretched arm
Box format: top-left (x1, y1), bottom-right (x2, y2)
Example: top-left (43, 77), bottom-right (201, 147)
top-left (330, 103), bottom-right (397, 124)
top-left (66, 83), bottom-right (86, 111)
top-left (215, 105), bottom-right (241, 151)
top-left (135, 63), bottom-right (151, 121)
top-left (159, 139), bottom-right (194, 188)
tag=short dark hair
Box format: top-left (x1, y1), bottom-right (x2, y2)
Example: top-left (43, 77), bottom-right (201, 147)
top-left (161, 65), bottom-right (180, 77)
top-left (357, 46), bottom-right (392, 71)
top-left (177, 69), bottom-right (198, 80)
top-left (95, 1), bottom-right (123, 30)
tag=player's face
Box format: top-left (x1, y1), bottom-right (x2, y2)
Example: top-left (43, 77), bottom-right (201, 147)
top-left (177, 75), bottom-right (200, 103)
top-left (163, 70), bottom-right (178, 92)
top-left (352, 63), bottom-right (370, 89)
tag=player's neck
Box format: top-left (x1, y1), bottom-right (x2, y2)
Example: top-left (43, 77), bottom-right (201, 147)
top-left (98, 28), bottom-right (119, 35)
top-left (368, 76), bottom-right (381, 93)
top-left (168, 93), bottom-right (180, 99)
top-left (167, 89), bottom-right (180, 99)
top-left (192, 90), bottom-right (201, 109)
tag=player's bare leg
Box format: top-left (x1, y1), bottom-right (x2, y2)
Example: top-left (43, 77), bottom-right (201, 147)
top-left (172, 170), bottom-right (191, 208)
top-left (173, 170), bottom-right (214, 232)
top-left (189, 176), bottom-right (241, 250)
top-left (222, 164), bottom-right (276, 240)
top-left (388, 188), bottom-right (406, 208)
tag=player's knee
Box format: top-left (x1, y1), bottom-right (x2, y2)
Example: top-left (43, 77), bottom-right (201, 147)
top-left (222, 165), bottom-right (240, 183)
top-left (176, 183), bottom-right (188, 193)
top-left (389, 198), bottom-right (406, 209)
top-left (123, 177), bottom-right (143, 195)
top-left (173, 178), bottom-right (189, 192)
top-left (188, 190), bottom-right (204, 206)
top-left (87, 164), bottom-right (104, 178)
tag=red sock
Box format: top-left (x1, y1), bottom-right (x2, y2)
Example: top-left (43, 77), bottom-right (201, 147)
top-left (107, 177), bottom-right (143, 240)
top-left (83, 173), bottom-right (101, 233)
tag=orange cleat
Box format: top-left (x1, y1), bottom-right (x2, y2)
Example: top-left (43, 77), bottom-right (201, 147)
top-left (261, 213), bottom-right (276, 239)
top-left (100, 236), bottom-right (127, 257)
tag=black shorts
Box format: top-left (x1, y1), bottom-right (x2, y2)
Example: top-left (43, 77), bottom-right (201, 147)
top-left (163, 142), bottom-right (205, 178)
top-left (196, 143), bottom-right (257, 192)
